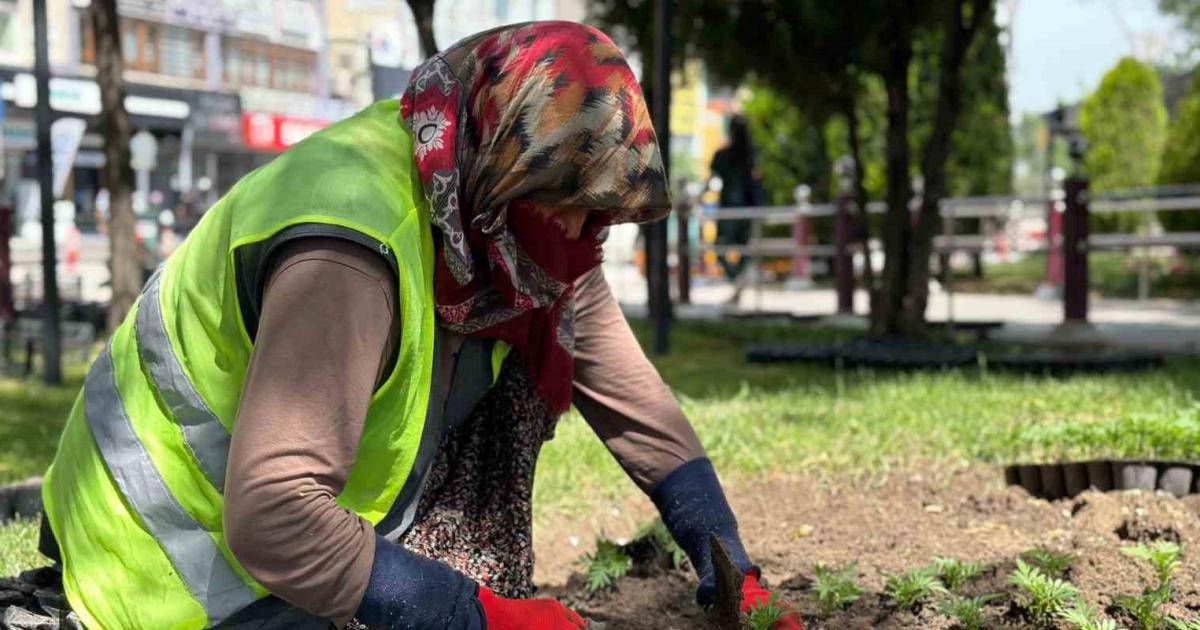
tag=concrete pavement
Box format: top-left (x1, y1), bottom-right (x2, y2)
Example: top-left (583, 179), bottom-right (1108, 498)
top-left (602, 262), bottom-right (1200, 356)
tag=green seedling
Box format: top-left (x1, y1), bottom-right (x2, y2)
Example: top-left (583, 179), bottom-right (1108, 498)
top-left (742, 594), bottom-right (788, 630)
top-left (1023, 548), bottom-right (1076, 578)
top-left (1059, 601), bottom-right (1123, 630)
top-left (634, 520), bottom-right (688, 569)
top-left (812, 563), bottom-right (863, 617)
top-left (1115, 587), bottom-right (1169, 630)
top-left (1167, 618), bottom-right (1200, 630)
top-left (579, 537), bottom-right (632, 593)
top-left (934, 557), bottom-right (987, 592)
top-left (885, 567), bottom-right (947, 610)
top-left (936, 594), bottom-right (998, 630)
top-left (1008, 558), bottom-right (1079, 623)
top-left (1122, 542), bottom-right (1182, 595)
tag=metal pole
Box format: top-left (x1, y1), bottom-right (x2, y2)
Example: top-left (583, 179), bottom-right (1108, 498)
top-left (34, 0), bottom-right (62, 384)
top-left (648, 0), bottom-right (671, 354)
top-left (675, 179), bottom-right (690, 305)
top-left (0, 205), bottom-right (13, 322)
top-left (834, 191), bottom-right (855, 314)
top-left (1063, 175), bottom-right (1089, 323)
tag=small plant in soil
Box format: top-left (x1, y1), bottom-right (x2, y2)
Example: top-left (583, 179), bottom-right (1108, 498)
top-left (1115, 587), bottom-right (1169, 630)
top-left (1008, 558), bottom-right (1079, 623)
top-left (936, 594), bottom-right (998, 630)
top-left (1122, 542), bottom-right (1182, 595)
top-left (811, 563), bottom-right (863, 617)
top-left (885, 567), bottom-right (947, 611)
top-left (934, 557), bottom-right (987, 592)
top-left (1022, 548), bottom-right (1076, 579)
top-left (1167, 618), bottom-right (1200, 630)
top-left (634, 520), bottom-right (688, 570)
top-left (1059, 601), bottom-right (1123, 630)
top-left (742, 594), bottom-right (788, 630)
top-left (1114, 541), bottom-right (1183, 630)
top-left (579, 537), bottom-right (633, 593)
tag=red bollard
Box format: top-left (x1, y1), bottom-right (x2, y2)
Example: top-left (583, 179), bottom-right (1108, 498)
top-left (788, 185), bottom-right (813, 289)
top-left (834, 192), bottom-right (855, 314)
top-left (1046, 198), bottom-right (1064, 288)
top-left (0, 205), bottom-right (13, 323)
top-left (1062, 177), bottom-right (1089, 322)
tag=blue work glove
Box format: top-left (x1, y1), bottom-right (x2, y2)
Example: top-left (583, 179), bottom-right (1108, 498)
top-left (651, 457), bottom-right (756, 608)
top-left (355, 534), bottom-right (484, 629)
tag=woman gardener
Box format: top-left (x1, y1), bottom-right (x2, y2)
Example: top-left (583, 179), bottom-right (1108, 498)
top-left (40, 22), bottom-right (802, 629)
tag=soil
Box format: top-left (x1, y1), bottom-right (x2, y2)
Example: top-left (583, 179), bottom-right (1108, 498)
top-left (534, 464), bottom-right (1200, 629)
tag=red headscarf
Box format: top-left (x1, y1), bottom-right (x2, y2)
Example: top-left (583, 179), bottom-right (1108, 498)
top-left (401, 22), bottom-right (670, 413)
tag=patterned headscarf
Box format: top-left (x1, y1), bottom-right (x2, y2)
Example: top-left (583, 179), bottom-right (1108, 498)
top-left (401, 21), bottom-right (670, 413)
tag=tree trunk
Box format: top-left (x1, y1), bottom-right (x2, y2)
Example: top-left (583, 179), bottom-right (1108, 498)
top-left (92, 0), bottom-right (138, 332)
top-left (902, 0), bottom-right (991, 335)
top-left (406, 0), bottom-right (438, 59)
top-left (871, 2), bottom-right (915, 337)
top-left (843, 87), bottom-right (875, 298)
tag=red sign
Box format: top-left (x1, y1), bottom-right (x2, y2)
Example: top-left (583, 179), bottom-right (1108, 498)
top-left (242, 113), bottom-right (330, 152)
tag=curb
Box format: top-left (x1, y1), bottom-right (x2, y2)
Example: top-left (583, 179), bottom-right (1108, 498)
top-left (0, 478), bottom-right (43, 523)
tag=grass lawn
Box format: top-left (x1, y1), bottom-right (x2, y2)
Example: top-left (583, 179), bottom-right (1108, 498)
top-left (2, 319), bottom-right (1199, 574)
top-left (954, 251), bottom-right (1200, 299)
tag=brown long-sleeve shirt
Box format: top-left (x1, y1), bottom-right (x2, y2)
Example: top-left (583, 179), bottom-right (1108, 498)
top-left (223, 238), bottom-right (704, 624)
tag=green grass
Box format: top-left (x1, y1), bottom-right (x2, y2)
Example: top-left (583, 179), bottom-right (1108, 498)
top-left (954, 252), bottom-right (1200, 300)
top-left (4, 319), bottom-right (1200, 575)
top-left (535, 319), bottom-right (1200, 514)
top-left (0, 519), bottom-right (44, 576)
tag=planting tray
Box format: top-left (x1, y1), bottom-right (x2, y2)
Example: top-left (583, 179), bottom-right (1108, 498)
top-left (1004, 460), bottom-right (1200, 500)
top-left (745, 340), bottom-right (1163, 375)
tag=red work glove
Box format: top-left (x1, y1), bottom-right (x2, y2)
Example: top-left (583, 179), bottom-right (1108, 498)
top-left (478, 586), bottom-right (589, 629)
top-left (741, 572), bottom-right (804, 630)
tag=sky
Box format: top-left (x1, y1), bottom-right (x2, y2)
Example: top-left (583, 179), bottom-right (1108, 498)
top-left (1007, 0), bottom-right (1192, 116)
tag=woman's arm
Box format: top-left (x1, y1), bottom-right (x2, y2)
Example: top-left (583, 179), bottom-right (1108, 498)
top-left (570, 267), bottom-right (705, 491)
top-left (223, 238), bottom-right (399, 624)
top-left (571, 267), bottom-right (756, 606)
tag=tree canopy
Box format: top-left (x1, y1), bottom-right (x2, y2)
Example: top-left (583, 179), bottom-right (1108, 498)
top-left (1159, 72), bottom-right (1200, 231)
top-left (1080, 57), bottom-right (1168, 231)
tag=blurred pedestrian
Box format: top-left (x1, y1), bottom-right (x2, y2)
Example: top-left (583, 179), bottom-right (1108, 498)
top-left (709, 114), bottom-right (765, 304)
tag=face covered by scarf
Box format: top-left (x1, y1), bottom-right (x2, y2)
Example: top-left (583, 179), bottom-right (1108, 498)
top-left (401, 22), bottom-right (670, 413)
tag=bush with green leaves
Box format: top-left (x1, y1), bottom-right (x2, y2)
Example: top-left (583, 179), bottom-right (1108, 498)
top-left (886, 567), bottom-right (947, 610)
top-left (1009, 558), bottom-right (1080, 623)
top-left (579, 537), bottom-right (633, 593)
top-left (743, 594), bottom-right (789, 630)
top-left (1159, 73), bottom-right (1200, 233)
top-left (934, 557), bottom-right (987, 592)
top-left (812, 563), bottom-right (863, 617)
top-left (1060, 602), bottom-right (1122, 630)
top-left (937, 594), bottom-right (997, 630)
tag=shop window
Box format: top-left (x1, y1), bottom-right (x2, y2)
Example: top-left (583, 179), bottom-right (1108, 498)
top-left (160, 26), bottom-right (205, 79)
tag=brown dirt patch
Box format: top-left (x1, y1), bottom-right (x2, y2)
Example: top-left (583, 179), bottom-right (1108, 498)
top-left (534, 464), bottom-right (1200, 629)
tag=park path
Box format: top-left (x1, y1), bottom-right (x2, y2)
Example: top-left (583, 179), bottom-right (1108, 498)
top-left (603, 262), bottom-right (1200, 356)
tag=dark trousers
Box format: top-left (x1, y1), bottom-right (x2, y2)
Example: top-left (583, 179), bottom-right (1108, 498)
top-left (716, 219), bottom-right (752, 281)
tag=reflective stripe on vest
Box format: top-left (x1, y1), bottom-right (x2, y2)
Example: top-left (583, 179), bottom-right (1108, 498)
top-left (136, 270), bottom-right (231, 490)
top-left (84, 344), bottom-right (256, 625)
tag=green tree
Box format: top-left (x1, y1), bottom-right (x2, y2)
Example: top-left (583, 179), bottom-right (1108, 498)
top-left (1080, 57), bottom-right (1168, 232)
top-left (743, 85), bottom-right (833, 206)
top-left (1159, 73), bottom-right (1200, 231)
top-left (1159, 0), bottom-right (1200, 52)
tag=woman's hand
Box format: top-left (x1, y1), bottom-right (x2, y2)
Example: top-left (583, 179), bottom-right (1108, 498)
top-left (479, 587), bottom-right (589, 629)
top-left (741, 571), bottom-right (804, 630)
